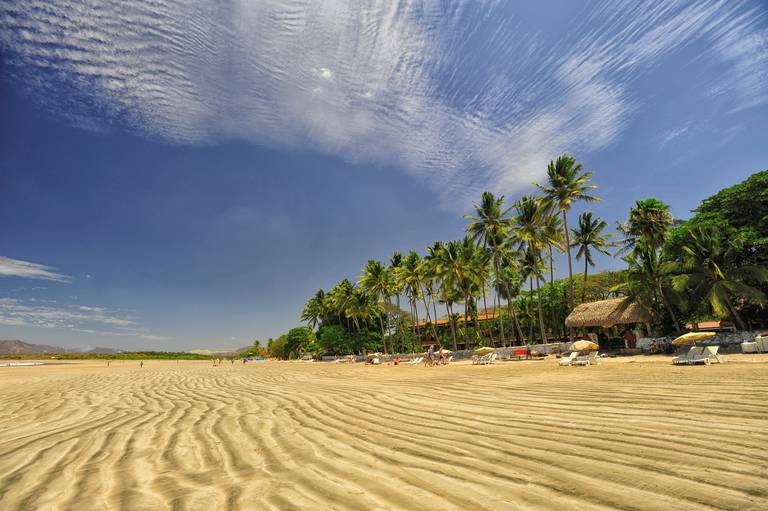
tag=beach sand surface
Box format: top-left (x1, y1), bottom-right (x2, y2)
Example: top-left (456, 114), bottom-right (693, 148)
top-left (0, 356), bottom-right (766, 510)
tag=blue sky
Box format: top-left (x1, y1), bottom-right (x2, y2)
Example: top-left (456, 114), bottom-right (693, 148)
top-left (1, 0), bottom-right (767, 350)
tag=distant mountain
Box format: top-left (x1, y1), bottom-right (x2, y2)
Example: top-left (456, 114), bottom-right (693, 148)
top-left (0, 340), bottom-right (67, 354)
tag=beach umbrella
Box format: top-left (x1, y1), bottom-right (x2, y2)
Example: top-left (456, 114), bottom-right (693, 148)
top-left (570, 340), bottom-right (599, 352)
top-left (474, 347), bottom-right (495, 356)
top-left (672, 332), bottom-right (716, 345)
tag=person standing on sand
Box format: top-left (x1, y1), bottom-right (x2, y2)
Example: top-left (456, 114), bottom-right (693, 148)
top-left (438, 346), bottom-right (445, 366)
top-left (140, 360), bottom-right (143, 368)
top-left (425, 345), bottom-right (434, 367)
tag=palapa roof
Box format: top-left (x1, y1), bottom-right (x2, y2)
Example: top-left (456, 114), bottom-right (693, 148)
top-left (565, 297), bottom-right (647, 328)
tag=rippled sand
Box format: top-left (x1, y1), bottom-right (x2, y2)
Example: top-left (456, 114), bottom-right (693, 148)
top-left (0, 357), bottom-right (766, 510)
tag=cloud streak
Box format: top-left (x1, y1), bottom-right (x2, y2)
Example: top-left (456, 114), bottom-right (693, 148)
top-left (0, 257), bottom-right (71, 282)
top-left (1, 1), bottom-right (766, 202)
top-left (0, 298), bottom-right (169, 341)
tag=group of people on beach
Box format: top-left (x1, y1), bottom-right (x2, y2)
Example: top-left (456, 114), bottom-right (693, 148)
top-left (425, 344), bottom-right (449, 367)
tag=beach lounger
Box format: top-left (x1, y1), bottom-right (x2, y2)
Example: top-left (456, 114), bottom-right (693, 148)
top-left (689, 346), bottom-right (724, 365)
top-left (672, 346), bottom-right (704, 365)
top-left (406, 356), bottom-right (424, 365)
top-left (573, 352), bottom-right (600, 366)
top-left (756, 337), bottom-right (768, 353)
top-left (558, 352), bottom-right (579, 366)
top-left (473, 353), bottom-right (497, 365)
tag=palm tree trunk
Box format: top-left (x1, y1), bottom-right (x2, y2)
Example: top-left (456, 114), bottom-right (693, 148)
top-left (529, 278), bottom-right (536, 343)
top-left (548, 245), bottom-right (554, 284)
top-left (536, 277), bottom-right (547, 344)
top-left (447, 303), bottom-right (458, 351)
top-left (481, 286), bottom-right (493, 344)
top-left (421, 294), bottom-right (438, 342)
top-left (583, 256), bottom-right (589, 303)
top-left (496, 290), bottom-right (506, 347)
top-left (721, 289), bottom-right (747, 331)
top-left (658, 285), bottom-right (681, 333)
top-left (562, 210), bottom-right (575, 343)
top-left (394, 293), bottom-right (403, 351)
top-left (463, 298), bottom-right (470, 347)
top-left (378, 312), bottom-right (388, 355)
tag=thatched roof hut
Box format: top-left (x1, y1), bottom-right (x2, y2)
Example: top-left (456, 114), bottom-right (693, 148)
top-left (565, 297), bottom-right (648, 328)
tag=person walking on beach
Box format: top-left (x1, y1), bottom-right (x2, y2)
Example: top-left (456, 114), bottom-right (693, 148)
top-left (139, 360), bottom-right (143, 368)
top-left (425, 345), bottom-right (435, 367)
top-left (437, 346), bottom-right (445, 366)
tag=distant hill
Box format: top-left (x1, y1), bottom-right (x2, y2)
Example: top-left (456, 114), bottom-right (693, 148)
top-left (0, 340), bottom-right (67, 354)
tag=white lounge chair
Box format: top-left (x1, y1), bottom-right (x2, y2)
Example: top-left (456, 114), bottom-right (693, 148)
top-left (406, 356), bottom-right (424, 365)
top-left (689, 345), bottom-right (724, 365)
top-left (573, 351), bottom-right (600, 366)
top-left (756, 336), bottom-right (768, 353)
top-left (672, 346), bottom-right (704, 365)
top-left (473, 353), bottom-right (497, 365)
top-left (558, 352), bottom-right (579, 366)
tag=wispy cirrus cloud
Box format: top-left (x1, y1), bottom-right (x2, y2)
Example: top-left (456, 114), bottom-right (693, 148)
top-left (1, 1), bottom-right (766, 202)
top-left (0, 257), bottom-right (71, 282)
top-left (0, 298), bottom-right (170, 341)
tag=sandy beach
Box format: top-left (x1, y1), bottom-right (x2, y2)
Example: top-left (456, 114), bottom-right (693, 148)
top-left (0, 357), bottom-right (766, 510)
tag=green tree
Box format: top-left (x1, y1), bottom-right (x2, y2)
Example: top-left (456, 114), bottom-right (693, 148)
top-left (620, 198), bottom-right (673, 252)
top-left (359, 260), bottom-right (394, 353)
top-left (284, 327), bottom-right (317, 358)
top-left (535, 155), bottom-right (601, 341)
top-left (571, 212), bottom-right (614, 302)
top-left (389, 251), bottom-right (406, 351)
top-left (301, 289), bottom-right (326, 330)
top-left (667, 227), bottom-right (768, 330)
top-left (318, 325), bottom-right (352, 355)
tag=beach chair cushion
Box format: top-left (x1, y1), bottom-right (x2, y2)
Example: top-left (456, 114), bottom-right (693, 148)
top-left (741, 342), bottom-right (757, 354)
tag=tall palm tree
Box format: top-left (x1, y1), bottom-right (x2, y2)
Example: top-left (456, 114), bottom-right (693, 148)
top-left (496, 248), bottom-right (525, 343)
top-left (398, 251), bottom-right (424, 338)
top-left (536, 155), bottom-right (601, 341)
top-left (512, 195), bottom-right (550, 342)
top-left (423, 241), bottom-right (444, 338)
top-left (465, 191), bottom-right (513, 345)
top-left (571, 212), bottom-right (614, 302)
top-left (359, 260), bottom-right (394, 354)
top-left (389, 251), bottom-right (406, 351)
top-left (542, 213), bottom-right (564, 284)
top-left (667, 227), bottom-right (768, 331)
top-left (301, 289), bottom-right (326, 330)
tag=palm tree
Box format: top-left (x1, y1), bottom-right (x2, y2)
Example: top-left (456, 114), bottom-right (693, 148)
top-left (616, 244), bottom-right (681, 332)
top-left (542, 213), bottom-right (564, 284)
top-left (512, 196), bottom-right (550, 342)
top-left (301, 289), bottom-right (326, 329)
top-left (667, 227), bottom-right (768, 330)
top-left (536, 155), bottom-right (601, 341)
top-left (465, 191), bottom-right (513, 345)
top-left (619, 198), bottom-right (673, 252)
top-left (359, 260), bottom-right (394, 353)
top-left (327, 279), bottom-right (355, 330)
top-left (398, 251), bottom-right (424, 339)
top-left (345, 287), bottom-right (377, 333)
top-left (571, 212), bottom-right (614, 302)
top-left (389, 251), bottom-right (406, 351)
top-left (496, 248), bottom-right (525, 343)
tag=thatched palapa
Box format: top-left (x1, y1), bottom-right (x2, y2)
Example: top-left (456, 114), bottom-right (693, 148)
top-left (565, 297), bottom-right (647, 328)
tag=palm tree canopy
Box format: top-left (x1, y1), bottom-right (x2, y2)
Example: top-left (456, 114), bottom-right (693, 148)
top-left (465, 191), bottom-right (512, 248)
top-left (571, 212), bottom-right (614, 267)
top-left (535, 154), bottom-right (601, 213)
top-left (620, 198), bottom-right (673, 251)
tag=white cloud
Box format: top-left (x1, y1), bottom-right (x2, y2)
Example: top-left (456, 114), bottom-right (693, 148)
top-left (0, 1), bottom-right (765, 203)
top-left (0, 298), bottom-right (169, 341)
top-left (0, 256), bottom-right (71, 282)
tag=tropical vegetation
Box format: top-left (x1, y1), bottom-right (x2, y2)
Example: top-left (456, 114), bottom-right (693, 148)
top-left (273, 166), bottom-right (768, 359)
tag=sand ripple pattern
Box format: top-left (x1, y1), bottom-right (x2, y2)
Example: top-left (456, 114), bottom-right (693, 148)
top-left (0, 360), bottom-right (766, 510)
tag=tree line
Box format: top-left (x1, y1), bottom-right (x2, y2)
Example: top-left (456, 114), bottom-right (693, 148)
top-left (278, 164), bottom-right (767, 359)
